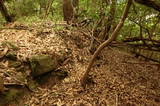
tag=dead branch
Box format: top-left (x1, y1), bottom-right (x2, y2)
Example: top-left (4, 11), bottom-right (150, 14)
top-left (123, 37), bottom-right (160, 44)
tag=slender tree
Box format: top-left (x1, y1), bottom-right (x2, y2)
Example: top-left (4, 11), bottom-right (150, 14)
top-left (62, 0), bottom-right (74, 24)
top-left (0, 0), bottom-right (13, 22)
top-left (101, 0), bottom-right (117, 40)
top-left (80, 0), bottom-right (133, 88)
top-left (72, 0), bottom-right (79, 20)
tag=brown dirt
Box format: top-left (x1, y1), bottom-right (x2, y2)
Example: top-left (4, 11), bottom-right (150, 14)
top-left (0, 22), bottom-right (160, 106)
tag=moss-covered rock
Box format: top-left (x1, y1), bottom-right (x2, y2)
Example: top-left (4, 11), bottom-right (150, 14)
top-left (6, 51), bottom-right (17, 60)
top-left (29, 54), bottom-right (58, 77)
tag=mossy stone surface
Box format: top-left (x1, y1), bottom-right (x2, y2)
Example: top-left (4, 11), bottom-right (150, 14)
top-left (6, 51), bottom-right (17, 60)
top-left (30, 55), bottom-right (58, 77)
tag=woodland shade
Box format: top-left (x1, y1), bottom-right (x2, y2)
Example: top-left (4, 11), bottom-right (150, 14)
top-left (135, 0), bottom-right (160, 12)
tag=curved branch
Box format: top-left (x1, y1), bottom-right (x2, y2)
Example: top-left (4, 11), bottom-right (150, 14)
top-left (80, 0), bottom-right (132, 88)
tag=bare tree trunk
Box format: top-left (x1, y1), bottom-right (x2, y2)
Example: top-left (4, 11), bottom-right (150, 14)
top-left (44, 0), bottom-right (54, 18)
top-left (0, 0), bottom-right (13, 22)
top-left (89, 0), bottom-right (116, 54)
top-left (101, 0), bottom-right (116, 40)
top-left (39, 0), bottom-right (47, 16)
top-left (72, 0), bottom-right (79, 19)
top-left (80, 0), bottom-right (132, 88)
top-left (63, 0), bottom-right (74, 24)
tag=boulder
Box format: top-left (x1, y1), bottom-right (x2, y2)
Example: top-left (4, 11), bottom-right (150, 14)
top-left (29, 55), bottom-right (58, 77)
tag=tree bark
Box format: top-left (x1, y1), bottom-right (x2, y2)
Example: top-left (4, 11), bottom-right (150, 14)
top-left (101, 0), bottom-right (116, 40)
top-left (72, 0), bottom-right (79, 8)
top-left (63, 0), bottom-right (74, 24)
top-left (72, 0), bottom-right (79, 19)
top-left (80, 0), bottom-right (132, 88)
top-left (44, 0), bottom-right (54, 18)
top-left (0, 0), bottom-right (13, 22)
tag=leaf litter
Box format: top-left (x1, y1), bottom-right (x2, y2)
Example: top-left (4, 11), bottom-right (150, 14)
top-left (0, 22), bottom-right (160, 106)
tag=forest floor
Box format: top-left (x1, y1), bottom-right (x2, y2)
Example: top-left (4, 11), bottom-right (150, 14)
top-left (0, 22), bottom-right (160, 106)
